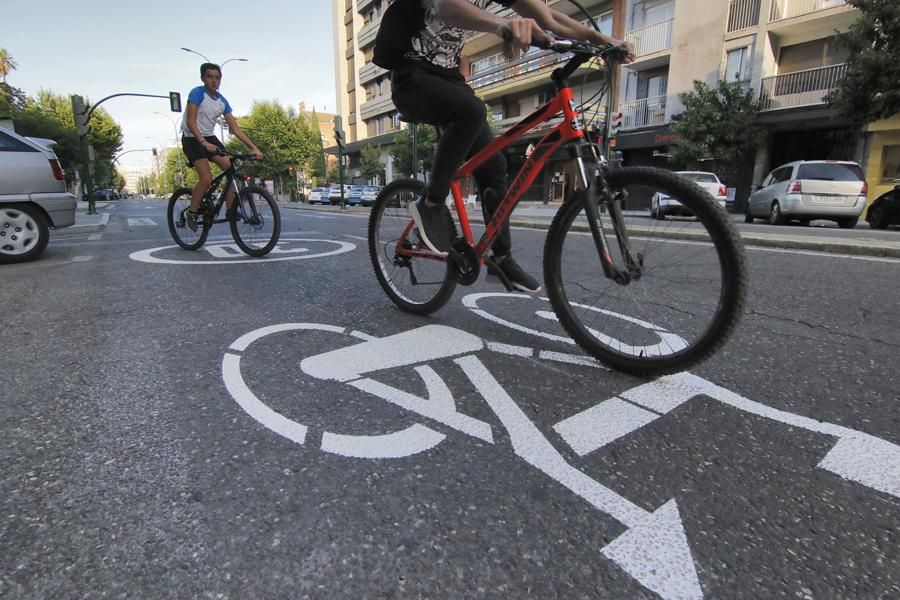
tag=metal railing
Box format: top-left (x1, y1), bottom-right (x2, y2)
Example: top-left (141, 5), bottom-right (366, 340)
top-left (358, 19), bottom-right (380, 49)
top-left (488, 108), bottom-right (607, 136)
top-left (759, 63), bottom-right (847, 110)
top-left (467, 49), bottom-right (572, 90)
top-left (619, 96), bottom-right (667, 129)
top-left (360, 94), bottom-right (396, 120)
top-left (769, 0), bottom-right (848, 21)
top-left (625, 19), bottom-right (674, 57)
top-left (727, 0), bottom-right (761, 31)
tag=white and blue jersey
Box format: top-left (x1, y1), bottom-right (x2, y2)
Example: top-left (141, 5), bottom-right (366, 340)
top-left (181, 86), bottom-right (233, 137)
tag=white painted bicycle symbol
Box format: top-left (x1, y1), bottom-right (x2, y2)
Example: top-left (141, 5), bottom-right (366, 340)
top-left (221, 294), bottom-right (899, 599)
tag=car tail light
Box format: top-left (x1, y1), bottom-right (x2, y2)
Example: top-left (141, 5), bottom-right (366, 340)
top-left (788, 179), bottom-right (802, 193)
top-left (860, 181), bottom-right (868, 196)
top-left (49, 159), bottom-right (65, 181)
top-left (718, 184), bottom-right (727, 197)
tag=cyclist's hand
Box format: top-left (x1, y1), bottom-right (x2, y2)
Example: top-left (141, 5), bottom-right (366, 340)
top-left (497, 18), bottom-right (551, 53)
top-left (251, 148), bottom-right (263, 160)
top-left (202, 141), bottom-right (219, 154)
top-left (609, 37), bottom-right (636, 64)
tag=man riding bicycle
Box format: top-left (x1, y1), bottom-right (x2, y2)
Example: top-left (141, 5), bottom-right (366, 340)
top-left (181, 62), bottom-right (263, 232)
top-left (373, 0), bottom-right (633, 292)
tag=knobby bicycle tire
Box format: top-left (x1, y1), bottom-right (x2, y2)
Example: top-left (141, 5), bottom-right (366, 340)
top-left (368, 179), bottom-right (457, 314)
top-left (167, 187), bottom-right (210, 250)
top-left (544, 166), bottom-right (748, 376)
top-left (230, 185), bottom-right (281, 257)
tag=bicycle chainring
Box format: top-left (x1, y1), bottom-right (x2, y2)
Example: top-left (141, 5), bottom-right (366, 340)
top-left (449, 238), bottom-right (480, 286)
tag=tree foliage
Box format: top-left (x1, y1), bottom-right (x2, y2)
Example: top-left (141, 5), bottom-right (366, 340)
top-left (0, 82), bottom-right (27, 119)
top-left (0, 48), bottom-right (17, 84)
top-left (671, 80), bottom-right (763, 171)
top-left (390, 124), bottom-right (438, 178)
top-left (12, 90), bottom-right (123, 187)
top-left (225, 100), bottom-right (320, 190)
top-left (827, 0), bottom-right (900, 124)
top-left (360, 145), bottom-right (385, 183)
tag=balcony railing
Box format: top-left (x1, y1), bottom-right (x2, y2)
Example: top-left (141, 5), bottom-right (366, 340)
top-left (769, 0), bottom-right (848, 21)
top-left (466, 49), bottom-right (572, 91)
top-left (625, 19), bottom-right (674, 57)
top-left (759, 63), bottom-right (846, 110)
top-left (358, 19), bottom-right (380, 49)
top-left (360, 94), bottom-right (396, 120)
top-left (359, 61), bottom-right (387, 86)
top-left (619, 96), bottom-right (667, 129)
top-left (489, 108), bottom-right (607, 136)
top-left (727, 0), bottom-right (761, 31)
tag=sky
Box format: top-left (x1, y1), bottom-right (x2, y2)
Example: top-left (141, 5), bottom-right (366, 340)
top-left (4, 0), bottom-right (337, 169)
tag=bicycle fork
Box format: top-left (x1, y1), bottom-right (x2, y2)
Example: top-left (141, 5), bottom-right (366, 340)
top-left (572, 143), bottom-right (643, 284)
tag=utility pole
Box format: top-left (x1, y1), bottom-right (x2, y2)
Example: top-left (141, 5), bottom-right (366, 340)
top-left (334, 115), bottom-right (346, 210)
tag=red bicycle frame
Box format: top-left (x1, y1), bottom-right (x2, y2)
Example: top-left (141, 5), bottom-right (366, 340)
top-left (398, 84), bottom-right (587, 261)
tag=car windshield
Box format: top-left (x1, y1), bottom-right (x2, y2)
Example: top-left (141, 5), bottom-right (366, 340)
top-left (679, 173), bottom-right (718, 183)
top-left (797, 163), bottom-right (863, 181)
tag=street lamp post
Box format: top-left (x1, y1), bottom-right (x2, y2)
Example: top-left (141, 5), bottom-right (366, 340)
top-left (180, 47), bottom-right (248, 69)
top-left (153, 111), bottom-right (184, 185)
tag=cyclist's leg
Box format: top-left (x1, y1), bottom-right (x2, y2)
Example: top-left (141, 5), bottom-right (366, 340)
top-left (391, 66), bottom-right (486, 204)
top-left (468, 123), bottom-right (511, 257)
top-left (210, 154), bottom-right (235, 210)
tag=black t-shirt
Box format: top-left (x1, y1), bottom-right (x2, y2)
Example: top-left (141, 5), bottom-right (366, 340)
top-left (373, 0), bottom-right (517, 72)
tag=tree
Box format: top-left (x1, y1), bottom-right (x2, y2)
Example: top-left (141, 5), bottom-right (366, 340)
top-left (13, 90), bottom-right (123, 188)
top-left (827, 0), bottom-right (900, 124)
top-left (670, 80), bottom-right (764, 207)
top-left (390, 124), bottom-right (438, 178)
top-left (0, 82), bottom-right (27, 119)
top-left (0, 48), bottom-right (17, 84)
top-left (360, 145), bottom-right (385, 183)
top-left (226, 100), bottom-right (319, 194)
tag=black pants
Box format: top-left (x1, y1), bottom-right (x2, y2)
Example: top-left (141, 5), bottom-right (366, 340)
top-left (391, 64), bottom-right (511, 256)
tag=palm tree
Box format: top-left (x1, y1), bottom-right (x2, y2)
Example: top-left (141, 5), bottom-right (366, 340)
top-left (0, 49), bottom-right (18, 84)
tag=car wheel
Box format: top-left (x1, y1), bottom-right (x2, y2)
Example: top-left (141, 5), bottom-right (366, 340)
top-left (867, 205), bottom-right (889, 229)
top-left (0, 203), bottom-right (50, 264)
top-left (837, 217), bottom-right (858, 229)
top-left (769, 202), bottom-right (786, 225)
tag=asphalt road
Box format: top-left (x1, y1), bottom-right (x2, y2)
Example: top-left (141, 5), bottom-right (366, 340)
top-left (2, 199), bottom-right (897, 599)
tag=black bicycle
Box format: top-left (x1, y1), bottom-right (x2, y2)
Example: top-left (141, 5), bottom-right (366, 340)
top-left (167, 150), bottom-right (281, 256)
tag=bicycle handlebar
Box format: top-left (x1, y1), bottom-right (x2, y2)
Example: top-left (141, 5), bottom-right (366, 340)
top-left (501, 30), bottom-right (630, 63)
top-left (217, 149), bottom-right (261, 161)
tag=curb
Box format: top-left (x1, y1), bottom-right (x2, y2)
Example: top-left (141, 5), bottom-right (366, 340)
top-left (68, 212), bottom-right (110, 234)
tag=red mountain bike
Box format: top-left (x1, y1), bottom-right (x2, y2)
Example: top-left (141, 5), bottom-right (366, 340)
top-left (368, 37), bottom-right (747, 376)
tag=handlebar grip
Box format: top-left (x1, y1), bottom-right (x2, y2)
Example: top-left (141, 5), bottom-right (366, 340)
top-left (501, 27), bottom-right (554, 50)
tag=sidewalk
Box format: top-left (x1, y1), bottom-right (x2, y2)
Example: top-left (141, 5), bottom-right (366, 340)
top-left (280, 200), bottom-right (900, 259)
top-left (67, 201), bottom-right (111, 233)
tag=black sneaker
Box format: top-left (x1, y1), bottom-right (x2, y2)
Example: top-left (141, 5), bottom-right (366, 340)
top-left (487, 255), bottom-right (542, 293)
top-left (409, 197), bottom-right (453, 256)
top-left (184, 209), bottom-right (199, 232)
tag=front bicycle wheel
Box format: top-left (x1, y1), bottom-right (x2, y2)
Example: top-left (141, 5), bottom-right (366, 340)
top-left (167, 188), bottom-right (209, 250)
top-left (368, 179), bottom-right (457, 314)
top-left (544, 167), bottom-right (747, 376)
top-left (231, 185), bottom-right (281, 257)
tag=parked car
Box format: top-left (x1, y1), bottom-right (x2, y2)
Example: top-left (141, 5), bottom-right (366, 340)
top-left (346, 185), bottom-right (365, 206)
top-left (307, 187), bottom-right (328, 204)
top-left (328, 184), bottom-right (345, 205)
top-left (864, 179), bottom-right (900, 229)
top-left (650, 171), bottom-right (727, 219)
top-left (360, 186), bottom-right (380, 207)
top-left (0, 129), bottom-right (76, 263)
top-left (746, 160), bottom-right (867, 228)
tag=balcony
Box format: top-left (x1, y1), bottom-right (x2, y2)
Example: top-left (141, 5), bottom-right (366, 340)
top-left (759, 63), bottom-right (846, 111)
top-left (357, 0), bottom-right (377, 14)
top-left (625, 19), bottom-right (674, 58)
top-left (358, 19), bottom-right (380, 49)
top-left (360, 93), bottom-right (396, 120)
top-left (359, 61), bottom-right (387, 86)
top-left (466, 49), bottom-right (572, 94)
top-left (489, 108), bottom-right (607, 137)
top-left (769, 0), bottom-right (848, 21)
top-left (727, 0), bottom-right (761, 32)
top-left (619, 96), bottom-right (667, 130)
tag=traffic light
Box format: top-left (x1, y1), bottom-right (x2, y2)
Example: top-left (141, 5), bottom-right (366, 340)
top-left (169, 91), bottom-right (182, 112)
top-left (71, 95), bottom-right (88, 136)
top-left (152, 148), bottom-right (158, 157)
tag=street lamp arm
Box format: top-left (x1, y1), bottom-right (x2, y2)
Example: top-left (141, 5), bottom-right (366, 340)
top-left (221, 58), bottom-right (249, 67)
top-left (82, 92), bottom-right (173, 125)
top-left (113, 149), bottom-right (155, 163)
top-left (181, 47), bottom-right (211, 62)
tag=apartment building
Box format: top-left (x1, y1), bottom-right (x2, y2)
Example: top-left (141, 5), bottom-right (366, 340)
top-left (615, 0), bottom-right (885, 204)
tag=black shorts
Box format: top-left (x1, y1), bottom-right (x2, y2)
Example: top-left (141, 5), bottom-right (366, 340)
top-left (181, 135), bottom-right (225, 167)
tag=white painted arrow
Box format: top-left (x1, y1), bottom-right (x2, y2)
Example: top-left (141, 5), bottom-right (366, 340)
top-left (455, 355), bottom-right (703, 600)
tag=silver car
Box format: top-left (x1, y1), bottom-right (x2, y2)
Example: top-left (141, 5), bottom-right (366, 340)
top-left (0, 128), bottom-right (77, 263)
top-left (746, 160), bottom-right (867, 228)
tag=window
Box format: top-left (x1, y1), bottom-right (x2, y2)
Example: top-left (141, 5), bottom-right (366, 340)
top-left (725, 47), bottom-right (751, 83)
top-left (471, 52), bottom-right (505, 74)
top-left (880, 146), bottom-right (900, 184)
top-left (0, 131), bottom-right (37, 152)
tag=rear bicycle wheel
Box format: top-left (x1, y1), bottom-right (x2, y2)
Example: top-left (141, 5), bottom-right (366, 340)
top-left (368, 179), bottom-right (457, 314)
top-left (231, 185), bottom-right (281, 256)
top-left (544, 166), bottom-right (747, 376)
top-left (167, 188), bottom-right (209, 250)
